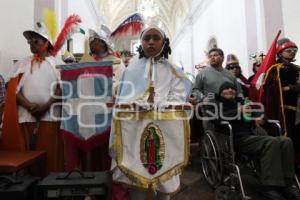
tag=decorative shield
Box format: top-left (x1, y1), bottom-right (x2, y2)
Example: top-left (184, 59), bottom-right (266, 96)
top-left (58, 61), bottom-right (113, 151)
top-left (112, 110), bottom-right (190, 188)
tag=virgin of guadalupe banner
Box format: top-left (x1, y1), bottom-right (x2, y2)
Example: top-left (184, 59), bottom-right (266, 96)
top-left (112, 110), bottom-right (190, 188)
top-left (58, 61), bottom-right (113, 151)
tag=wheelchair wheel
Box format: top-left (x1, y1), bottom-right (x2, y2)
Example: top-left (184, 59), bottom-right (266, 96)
top-left (215, 186), bottom-right (243, 200)
top-left (200, 130), bottom-right (223, 188)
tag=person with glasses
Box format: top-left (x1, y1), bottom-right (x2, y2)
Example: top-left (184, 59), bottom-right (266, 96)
top-left (2, 23), bottom-right (64, 174)
top-left (225, 54), bottom-right (250, 97)
top-left (262, 38), bottom-right (300, 174)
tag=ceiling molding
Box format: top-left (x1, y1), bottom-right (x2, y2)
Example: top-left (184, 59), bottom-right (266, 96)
top-left (86, 0), bottom-right (102, 24)
top-left (111, 11), bottom-right (140, 31)
top-left (95, 0), bottom-right (192, 39)
top-left (173, 0), bottom-right (213, 42)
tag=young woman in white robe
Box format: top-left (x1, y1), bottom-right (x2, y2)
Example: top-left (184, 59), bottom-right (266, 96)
top-left (110, 26), bottom-right (191, 200)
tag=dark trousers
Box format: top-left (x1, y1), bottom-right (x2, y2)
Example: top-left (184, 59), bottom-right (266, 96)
top-left (235, 135), bottom-right (295, 187)
top-left (285, 109), bottom-right (300, 153)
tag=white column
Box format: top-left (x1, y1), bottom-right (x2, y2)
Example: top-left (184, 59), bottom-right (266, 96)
top-left (262, 0), bottom-right (284, 46)
top-left (244, 0), bottom-right (258, 76)
top-left (281, 0), bottom-right (300, 64)
top-left (34, 0), bottom-right (55, 28)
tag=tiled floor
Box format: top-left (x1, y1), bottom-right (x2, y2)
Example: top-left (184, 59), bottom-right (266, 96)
top-left (172, 144), bottom-right (215, 200)
top-left (171, 144), bottom-right (268, 200)
top-left (172, 167), bottom-right (215, 200)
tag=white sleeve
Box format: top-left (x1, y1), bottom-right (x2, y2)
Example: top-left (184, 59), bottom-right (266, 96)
top-left (112, 59), bottom-right (126, 96)
top-left (6, 57), bottom-right (30, 80)
top-left (167, 76), bottom-right (187, 104)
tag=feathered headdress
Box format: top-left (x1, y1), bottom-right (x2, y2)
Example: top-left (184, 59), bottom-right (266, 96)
top-left (249, 30), bottom-right (281, 102)
top-left (111, 13), bottom-right (144, 38)
top-left (51, 15), bottom-right (82, 56)
top-left (43, 8), bottom-right (57, 43)
top-left (250, 52), bottom-right (265, 65)
top-left (88, 25), bottom-right (114, 52)
top-left (42, 8), bottom-right (82, 56)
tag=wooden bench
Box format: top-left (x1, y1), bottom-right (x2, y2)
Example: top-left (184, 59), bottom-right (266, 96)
top-left (0, 151), bottom-right (46, 175)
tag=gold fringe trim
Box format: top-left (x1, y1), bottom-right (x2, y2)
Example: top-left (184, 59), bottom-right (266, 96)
top-left (117, 160), bottom-right (186, 189)
top-left (112, 113), bottom-right (190, 189)
top-left (115, 111), bottom-right (188, 121)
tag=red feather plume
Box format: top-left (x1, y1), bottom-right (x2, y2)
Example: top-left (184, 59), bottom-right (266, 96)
top-left (111, 22), bottom-right (143, 38)
top-left (51, 15), bottom-right (82, 56)
top-left (111, 13), bottom-right (144, 38)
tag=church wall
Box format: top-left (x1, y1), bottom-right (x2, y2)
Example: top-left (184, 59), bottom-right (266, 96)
top-left (2, 1), bottom-right (299, 80)
top-left (281, 0), bottom-right (300, 65)
top-left (171, 24), bottom-right (194, 74)
top-left (0, 0), bottom-right (100, 80)
top-left (173, 0), bottom-right (300, 78)
top-left (262, 0), bottom-right (284, 47)
top-left (0, 0), bottom-right (34, 80)
top-left (67, 0), bottom-right (100, 53)
top-left (173, 0), bottom-right (250, 77)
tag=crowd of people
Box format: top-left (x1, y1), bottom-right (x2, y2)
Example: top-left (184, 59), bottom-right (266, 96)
top-left (0, 19), bottom-right (300, 200)
top-left (190, 41), bottom-right (300, 200)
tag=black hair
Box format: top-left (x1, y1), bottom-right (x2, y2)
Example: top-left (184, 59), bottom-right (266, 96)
top-left (137, 37), bottom-right (172, 59)
top-left (208, 48), bottom-right (224, 57)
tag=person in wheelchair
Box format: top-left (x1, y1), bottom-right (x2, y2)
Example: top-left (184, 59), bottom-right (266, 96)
top-left (207, 81), bottom-right (300, 200)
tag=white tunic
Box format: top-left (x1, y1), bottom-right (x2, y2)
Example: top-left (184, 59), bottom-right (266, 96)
top-left (9, 56), bottom-right (63, 123)
top-left (111, 57), bottom-right (189, 194)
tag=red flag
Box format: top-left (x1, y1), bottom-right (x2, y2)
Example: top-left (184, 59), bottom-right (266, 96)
top-left (249, 30), bottom-right (281, 102)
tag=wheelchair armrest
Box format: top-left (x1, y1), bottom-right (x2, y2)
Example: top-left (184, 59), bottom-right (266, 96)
top-left (216, 121), bottom-right (233, 138)
top-left (220, 121), bottom-right (230, 125)
top-left (266, 119), bottom-right (280, 124)
top-left (264, 120), bottom-right (282, 136)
